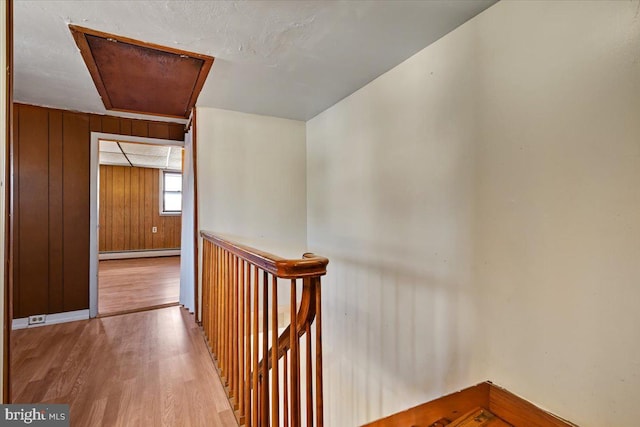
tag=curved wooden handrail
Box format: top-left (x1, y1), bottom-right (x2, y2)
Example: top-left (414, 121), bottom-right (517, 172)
top-left (260, 276), bottom-right (318, 372)
top-left (201, 231), bottom-right (328, 279)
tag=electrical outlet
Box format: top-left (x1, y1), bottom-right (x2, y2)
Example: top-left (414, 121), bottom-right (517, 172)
top-left (152, 226), bottom-right (158, 233)
top-left (28, 315), bottom-right (46, 325)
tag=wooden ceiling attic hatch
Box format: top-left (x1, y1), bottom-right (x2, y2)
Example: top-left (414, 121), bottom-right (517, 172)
top-left (69, 25), bottom-right (214, 118)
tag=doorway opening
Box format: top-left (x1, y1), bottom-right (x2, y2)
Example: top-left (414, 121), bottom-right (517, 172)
top-left (89, 133), bottom-right (188, 318)
top-left (97, 139), bottom-right (183, 316)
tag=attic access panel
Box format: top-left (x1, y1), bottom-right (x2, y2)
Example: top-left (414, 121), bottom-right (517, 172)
top-left (70, 25), bottom-right (214, 118)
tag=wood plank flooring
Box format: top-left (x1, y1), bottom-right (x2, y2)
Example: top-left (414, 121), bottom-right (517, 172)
top-left (11, 306), bottom-right (237, 427)
top-left (99, 256), bottom-right (180, 316)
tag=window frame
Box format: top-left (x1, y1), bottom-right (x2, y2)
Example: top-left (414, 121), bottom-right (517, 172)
top-left (159, 170), bottom-right (183, 215)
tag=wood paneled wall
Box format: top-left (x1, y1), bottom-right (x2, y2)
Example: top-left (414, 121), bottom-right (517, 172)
top-left (99, 165), bottom-right (181, 252)
top-left (12, 103), bottom-right (184, 318)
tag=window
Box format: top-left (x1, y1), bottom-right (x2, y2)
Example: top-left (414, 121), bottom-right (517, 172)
top-left (161, 171), bottom-right (182, 214)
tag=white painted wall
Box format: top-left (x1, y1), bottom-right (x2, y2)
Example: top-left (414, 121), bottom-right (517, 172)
top-left (195, 107), bottom-right (308, 318)
top-left (307, 1), bottom-right (640, 426)
top-left (0, 0), bottom-right (6, 402)
top-left (306, 5), bottom-right (481, 424)
top-left (472, 2), bottom-right (640, 426)
top-left (196, 107), bottom-right (307, 249)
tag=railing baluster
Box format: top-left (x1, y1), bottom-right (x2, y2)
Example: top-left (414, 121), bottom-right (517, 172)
top-left (209, 243), bottom-right (214, 350)
top-left (306, 321), bottom-right (313, 427)
top-left (290, 279), bottom-right (300, 425)
top-left (283, 351), bottom-right (289, 427)
top-left (215, 247), bottom-right (222, 358)
top-left (315, 278), bottom-right (324, 427)
top-left (227, 251), bottom-right (233, 388)
top-left (209, 242), bottom-right (214, 345)
top-left (224, 252), bottom-right (232, 384)
top-left (239, 259), bottom-right (245, 420)
top-left (208, 242), bottom-right (213, 337)
top-left (262, 271), bottom-right (270, 426)
top-left (229, 255), bottom-right (234, 400)
top-left (212, 244), bottom-right (216, 351)
top-left (271, 274), bottom-right (280, 426)
top-left (220, 250), bottom-right (228, 378)
top-left (232, 255), bottom-right (239, 406)
top-left (252, 265), bottom-right (259, 427)
top-left (216, 246), bottom-right (222, 362)
top-left (237, 261), bottom-right (241, 406)
top-left (244, 262), bottom-right (252, 427)
top-left (220, 249), bottom-right (226, 374)
top-left (211, 245), bottom-right (215, 355)
top-left (211, 242), bottom-right (215, 338)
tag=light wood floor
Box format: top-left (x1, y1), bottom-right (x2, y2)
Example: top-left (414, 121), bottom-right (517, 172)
top-left (11, 307), bottom-right (237, 427)
top-left (99, 256), bottom-right (180, 316)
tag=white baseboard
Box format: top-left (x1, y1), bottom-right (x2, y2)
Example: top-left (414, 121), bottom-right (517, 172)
top-left (12, 309), bottom-right (90, 330)
top-left (99, 249), bottom-right (181, 260)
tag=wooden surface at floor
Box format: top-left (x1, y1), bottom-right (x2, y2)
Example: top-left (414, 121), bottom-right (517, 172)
top-left (99, 256), bottom-right (180, 316)
top-left (11, 307), bottom-right (237, 427)
top-left (449, 407), bottom-right (512, 427)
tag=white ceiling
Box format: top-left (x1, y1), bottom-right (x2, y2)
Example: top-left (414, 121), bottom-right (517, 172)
top-left (99, 140), bottom-right (183, 170)
top-left (15, 0), bottom-right (497, 122)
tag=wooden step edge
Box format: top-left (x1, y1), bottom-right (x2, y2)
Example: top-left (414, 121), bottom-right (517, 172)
top-left (361, 381), bottom-right (578, 427)
top-left (361, 382), bottom-right (490, 427)
top-left (448, 406), bottom-right (512, 427)
top-left (487, 383), bottom-right (578, 427)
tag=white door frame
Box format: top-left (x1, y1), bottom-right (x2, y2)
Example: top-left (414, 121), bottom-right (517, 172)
top-left (89, 132), bottom-right (185, 318)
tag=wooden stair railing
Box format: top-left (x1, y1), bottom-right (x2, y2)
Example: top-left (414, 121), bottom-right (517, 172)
top-left (200, 231), bottom-right (329, 427)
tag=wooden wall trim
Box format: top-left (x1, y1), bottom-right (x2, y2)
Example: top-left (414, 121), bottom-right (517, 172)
top-left (191, 107), bottom-right (199, 322)
top-left (4, 0), bottom-right (13, 404)
top-left (9, 91), bottom-right (16, 339)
